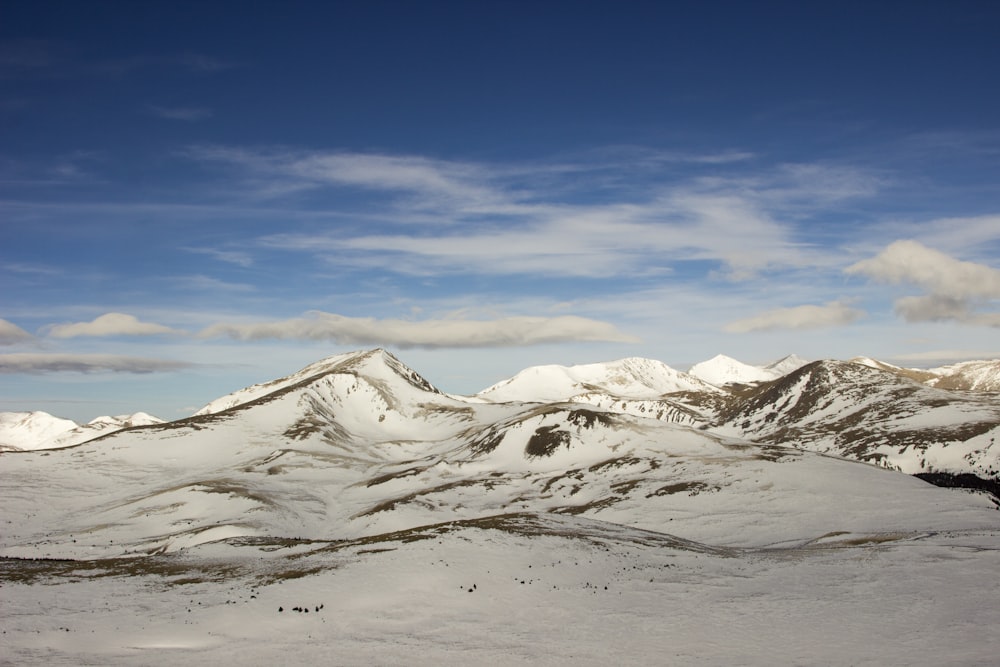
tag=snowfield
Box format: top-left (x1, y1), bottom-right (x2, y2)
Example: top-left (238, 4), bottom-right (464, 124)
top-left (2, 349), bottom-right (999, 665)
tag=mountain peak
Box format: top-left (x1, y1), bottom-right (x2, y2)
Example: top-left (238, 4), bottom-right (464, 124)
top-left (764, 354), bottom-right (809, 373)
top-left (194, 348), bottom-right (439, 417)
top-left (688, 353), bottom-right (810, 387)
top-left (688, 354), bottom-right (772, 386)
top-left (477, 356), bottom-right (713, 403)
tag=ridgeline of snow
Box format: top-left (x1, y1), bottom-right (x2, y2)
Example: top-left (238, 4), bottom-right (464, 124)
top-left (851, 357), bottom-right (1000, 391)
top-left (763, 353), bottom-right (811, 377)
top-left (0, 411), bottom-right (164, 451)
top-left (687, 353), bottom-right (810, 387)
top-left (0, 411), bottom-right (78, 451)
top-left (720, 360), bottom-right (1000, 480)
top-left (3, 348), bottom-right (999, 665)
top-left (476, 357), bottom-right (716, 403)
top-left (925, 359), bottom-right (1000, 391)
top-left (194, 348), bottom-right (439, 416)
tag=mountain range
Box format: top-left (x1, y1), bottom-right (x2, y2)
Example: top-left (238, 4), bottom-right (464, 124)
top-left (2, 348), bottom-right (999, 664)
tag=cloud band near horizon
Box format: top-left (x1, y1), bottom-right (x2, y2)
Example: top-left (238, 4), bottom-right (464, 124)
top-left (198, 311), bottom-right (640, 348)
top-left (0, 353), bottom-right (195, 374)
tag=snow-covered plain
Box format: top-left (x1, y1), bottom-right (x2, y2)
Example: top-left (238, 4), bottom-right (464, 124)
top-left (2, 349), bottom-right (999, 665)
top-left (5, 514), bottom-right (999, 666)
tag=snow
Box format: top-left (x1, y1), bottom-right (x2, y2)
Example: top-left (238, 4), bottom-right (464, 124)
top-left (925, 359), bottom-right (1000, 391)
top-left (477, 356), bottom-right (716, 403)
top-left (0, 410), bottom-right (164, 451)
top-left (3, 515), bottom-right (999, 665)
top-left (2, 348), bottom-right (999, 664)
top-left (0, 410), bottom-right (79, 451)
top-left (687, 353), bottom-right (809, 387)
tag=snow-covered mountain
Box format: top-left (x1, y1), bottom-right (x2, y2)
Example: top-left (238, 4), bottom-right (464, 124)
top-left (852, 356), bottom-right (1000, 392)
top-left (0, 410), bottom-right (78, 451)
top-left (3, 348), bottom-right (999, 665)
top-left (476, 356), bottom-right (717, 403)
top-left (716, 360), bottom-right (1000, 480)
top-left (0, 410), bottom-right (163, 451)
top-left (687, 353), bottom-right (810, 386)
top-left (923, 359), bottom-right (1000, 391)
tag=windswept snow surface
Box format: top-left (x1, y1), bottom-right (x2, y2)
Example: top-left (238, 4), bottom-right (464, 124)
top-left (2, 349), bottom-right (999, 665)
top-left (3, 514), bottom-right (999, 666)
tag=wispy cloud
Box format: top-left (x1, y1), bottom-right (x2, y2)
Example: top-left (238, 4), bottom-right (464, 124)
top-left (0, 262), bottom-right (61, 276)
top-left (0, 353), bottom-right (194, 374)
top-left (183, 247), bottom-right (254, 267)
top-left (149, 105), bottom-right (212, 121)
top-left (0, 318), bottom-right (34, 345)
top-left (42, 313), bottom-right (185, 338)
top-left (908, 214), bottom-right (1000, 257)
top-left (173, 275), bottom-right (256, 293)
top-left (260, 191), bottom-right (813, 280)
top-left (238, 151), bottom-right (870, 281)
top-left (846, 240), bottom-right (1000, 326)
top-left (185, 146), bottom-right (505, 210)
top-left (199, 311), bottom-right (639, 348)
top-left (724, 300), bottom-right (865, 333)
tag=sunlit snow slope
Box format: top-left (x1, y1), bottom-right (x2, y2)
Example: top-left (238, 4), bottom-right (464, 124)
top-left (3, 349), bottom-right (999, 665)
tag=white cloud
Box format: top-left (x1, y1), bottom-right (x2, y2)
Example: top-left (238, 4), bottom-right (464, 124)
top-left (846, 240), bottom-right (1000, 298)
top-left (846, 240), bottom-right (1000, 326)
top-left (262, 193), bottom-right (808, 280)
top-left (0, 353), bottom-right (194, 374)
top-left (0, 318), bottom-right (34, 345)
top-left (186, 147), bottom-right (503, 211)
top-left (199, 311), bottom-right (639, 348)
top-left (893, 295), bottom-right (970, 323)
top-left (43, 313), bottom-right (185, 338)
top-left (188, 147), bottom-right (876, 281)
top-left (724, 301), bottom-right (865, 333)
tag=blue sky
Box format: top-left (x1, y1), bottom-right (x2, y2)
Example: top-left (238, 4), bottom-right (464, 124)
top-left (2, 1), bottom-right (999, 422)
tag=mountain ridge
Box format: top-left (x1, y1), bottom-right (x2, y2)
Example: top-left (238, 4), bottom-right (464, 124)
top-left (2, 348), bottom-right (997, 563)
top-left (3, 347), bottom-right (1000, 666)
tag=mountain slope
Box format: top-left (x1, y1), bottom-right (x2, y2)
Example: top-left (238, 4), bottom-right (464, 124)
top-left (3, 349), bottom-right (1000, 665)
top-left (2, 351), bottom-right (997, 563)
top-left (852, 356), bottom-right (1000, 392)
top-left (716, 360), bottom-right (1000, 480)
top-left (925, 359), bottom-right (1000, 391)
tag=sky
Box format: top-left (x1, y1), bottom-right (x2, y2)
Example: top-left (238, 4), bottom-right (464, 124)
top-left (2, 0), bottom-right (999, 422)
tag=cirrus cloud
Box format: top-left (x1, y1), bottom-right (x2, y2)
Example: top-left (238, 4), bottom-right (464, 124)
top-left (199, 311), bottom-right (639, 348)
